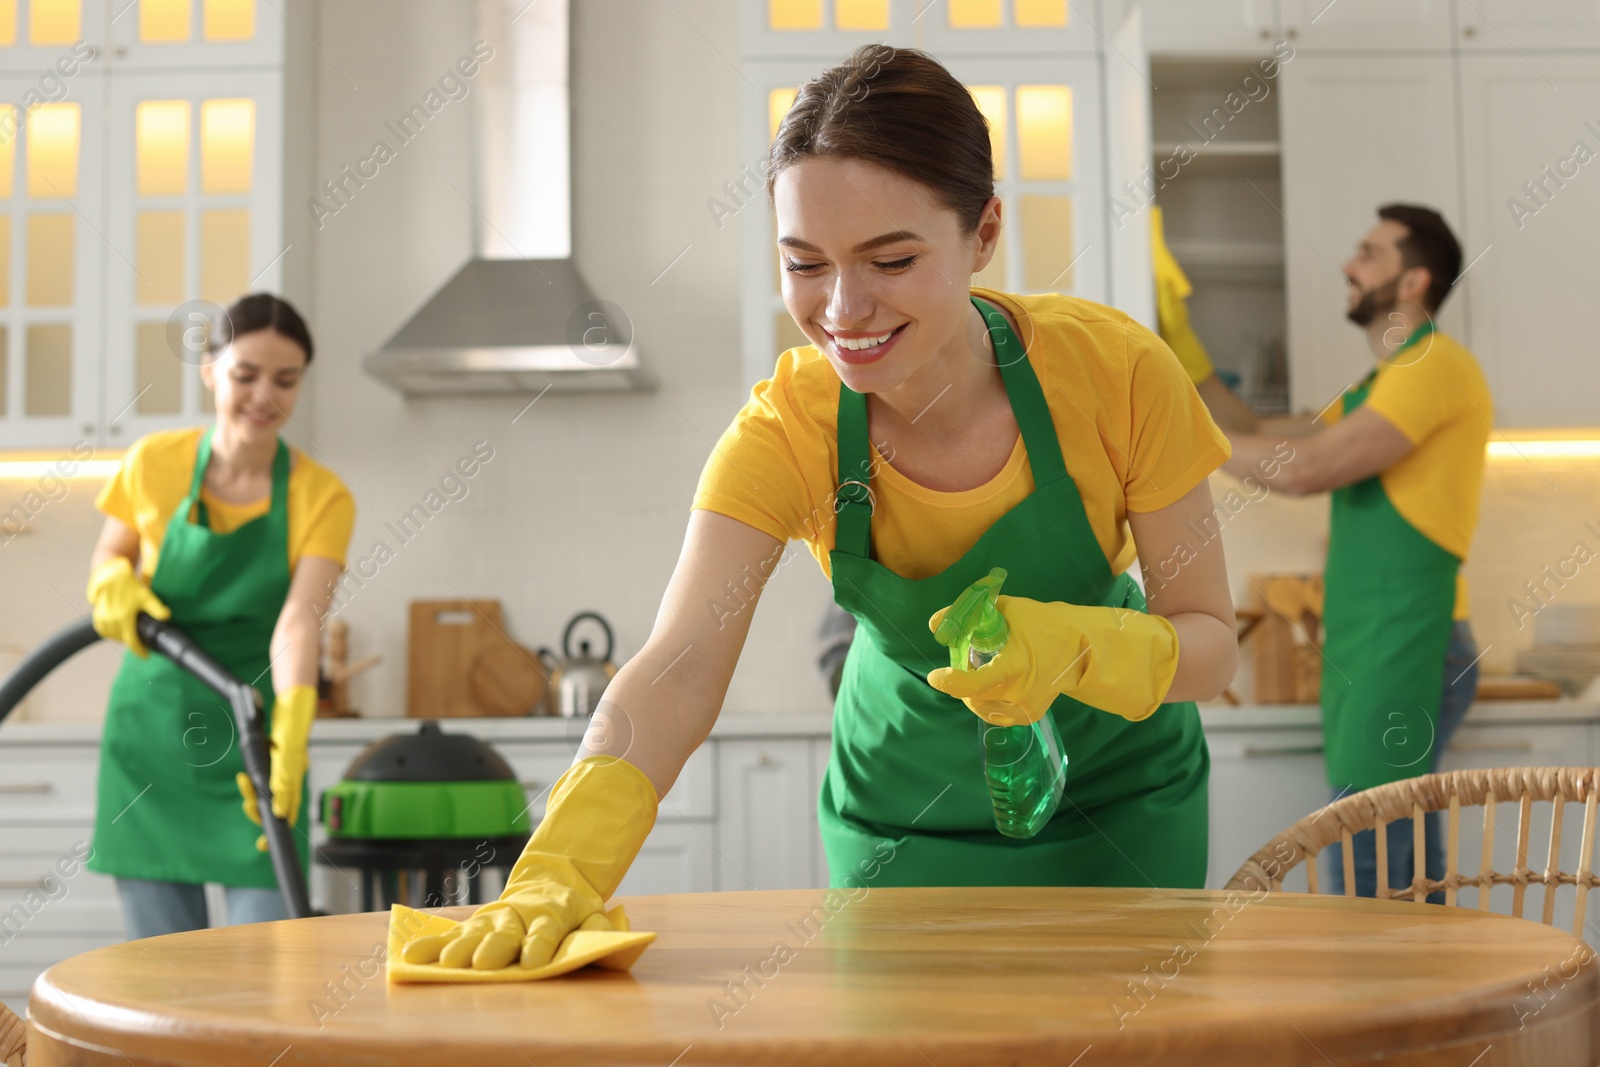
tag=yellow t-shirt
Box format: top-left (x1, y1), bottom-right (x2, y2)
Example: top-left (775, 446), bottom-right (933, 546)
top-left (1323, 330), bottom-right (1491, 619)
top-left (693, 288), bottom-right (1231, 582)
top-left (96, 427), bottom-right (356, 577)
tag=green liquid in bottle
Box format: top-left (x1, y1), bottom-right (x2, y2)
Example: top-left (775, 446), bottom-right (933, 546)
top-left (934, 568), bottom-right (1068, 840)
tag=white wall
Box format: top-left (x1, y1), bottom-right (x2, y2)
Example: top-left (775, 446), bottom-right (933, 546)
top-left (299, 0), bottom-right (836, 718)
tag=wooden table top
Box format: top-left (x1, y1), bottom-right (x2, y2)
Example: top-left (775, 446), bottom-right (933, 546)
top-left (28, 887), bottom-right (1600, 1067)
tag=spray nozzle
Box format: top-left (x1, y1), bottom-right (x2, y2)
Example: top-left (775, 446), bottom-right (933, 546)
top-left (933, 567), bottom-right (1009, 672)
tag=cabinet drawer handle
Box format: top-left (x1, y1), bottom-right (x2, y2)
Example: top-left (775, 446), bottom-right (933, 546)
top-left (1447, 740), bottom-right (1534, 754)
top-left (0, 781), bottom-right (52, 795)
top-left (0, 878), bottom-right (47, 890)
top-left (1242, 744), bottom-right (1324, 758)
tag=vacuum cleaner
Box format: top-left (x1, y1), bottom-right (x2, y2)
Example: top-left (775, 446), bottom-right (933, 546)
top-left (0, 614), bottom-right (312, 920)
top-left (318, 721), bottom-right (533, 911)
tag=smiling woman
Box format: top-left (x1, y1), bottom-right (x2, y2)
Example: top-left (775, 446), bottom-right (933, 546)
top-left (83, 292), bottom-right (354, 942)
top-left (396, 46), bottom-right (1238, 979)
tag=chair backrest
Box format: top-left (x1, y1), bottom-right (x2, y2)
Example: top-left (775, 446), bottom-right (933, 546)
top-left (1225, 767), bottom-right (1600, 939)
top-left (0, 999), bottom-right (24, 1067)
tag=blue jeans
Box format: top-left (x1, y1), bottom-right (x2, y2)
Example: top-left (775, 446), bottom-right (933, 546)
top-left (1325, 621), bottom-right (1479, 901)
top-left (117, 878), bottom-right (288, 940)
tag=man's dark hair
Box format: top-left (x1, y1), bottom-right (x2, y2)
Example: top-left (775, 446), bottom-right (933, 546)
top-left (1377, 203), bottom-right (1462, 313)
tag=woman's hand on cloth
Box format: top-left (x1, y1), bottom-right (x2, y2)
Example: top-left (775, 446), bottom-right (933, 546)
top-left (926, 595), bottom-right (1180, 726)
top-left (236, 685), bottom-right (317, 851)
top-left (86, 556), bottom-right (170, 658)
top-left (400, 755), bottom-right (659, 971)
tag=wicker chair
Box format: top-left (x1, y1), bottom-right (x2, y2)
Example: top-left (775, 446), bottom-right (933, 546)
top-left (1226, 767), bottom-right (1600, 938)
top-left (0, 1001), bottom-right (23, 1067)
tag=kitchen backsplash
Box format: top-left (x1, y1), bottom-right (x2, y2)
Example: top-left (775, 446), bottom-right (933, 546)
top-left (5, 455), bottom-right (1593, 720)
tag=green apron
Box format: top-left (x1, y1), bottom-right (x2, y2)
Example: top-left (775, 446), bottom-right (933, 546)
top-left (818, 297), bottom-right (1210, 889)
top-left (1320, 323), bottom-right (1459, 793)
top-left (88, 427), bottom-right (308, 889)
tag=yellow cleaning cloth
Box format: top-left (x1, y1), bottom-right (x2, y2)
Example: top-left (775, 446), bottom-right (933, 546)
top-left (385, 904), bottom-right (655, 984)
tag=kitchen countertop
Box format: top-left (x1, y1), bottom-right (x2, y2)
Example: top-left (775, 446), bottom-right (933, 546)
top-left (4, 701), bottom-right (1597, 745)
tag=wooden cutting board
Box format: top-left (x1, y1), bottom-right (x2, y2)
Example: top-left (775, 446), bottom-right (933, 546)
top-left (468, 641), bottom-right (550, 716)
top-left (406, 600), bottom-right (507, 717)
top-left (1474, 676), bottom-right (1563, 701)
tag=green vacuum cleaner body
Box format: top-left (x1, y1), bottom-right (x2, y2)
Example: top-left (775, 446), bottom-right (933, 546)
top-left (321, 721), bottom-right (531, 840)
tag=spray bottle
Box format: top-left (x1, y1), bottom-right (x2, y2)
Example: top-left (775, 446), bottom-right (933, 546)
top-left (933, 567), bottom-right (1067, 840)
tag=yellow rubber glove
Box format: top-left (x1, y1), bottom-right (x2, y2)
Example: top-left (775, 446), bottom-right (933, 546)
top-left (1151, 205), bottom-right (1216, 385)
top-left (86, 556), bottom-right (170, 658)
top-left (400, 755), bottom-right (658, 972)
top-left (236, 684), bottom-right (316, 852)
top-left (926, 595), bottom-right (1181, 727)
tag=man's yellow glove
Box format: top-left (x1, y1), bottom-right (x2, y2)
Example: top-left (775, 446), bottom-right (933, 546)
top-left (86, 556), bottom-right (170, 658)
top-left (926, 596), bottom-right (1180, 727)
top-left (1152, 204), bottom-right (1216, 385)
top-left (236, 684), bottom-right (316, 852)
top-left (400, 755), bottom-right (658, 971)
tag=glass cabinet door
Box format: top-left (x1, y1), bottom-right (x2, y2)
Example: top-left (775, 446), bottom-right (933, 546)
top-left (102, 68), bottom-right (281, 442)
top-left (107, 0), bottom-right (282, 69)
top-left (943, 58), bottom-right (1106, 306)
top-left (0, 72), bottom-right (104, 448)
top-left (742, 0), bottom-right (916, 59)
top-left (919, 0), bottom-right (1099, 56)
top-left (0, 0), bottom-right (109, 73)
top-left (738, 56), bottom-right (1107, 389)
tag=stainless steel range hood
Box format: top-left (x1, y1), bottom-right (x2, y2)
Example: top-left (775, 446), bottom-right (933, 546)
top-left (364, 0), bottom-right (645, 395)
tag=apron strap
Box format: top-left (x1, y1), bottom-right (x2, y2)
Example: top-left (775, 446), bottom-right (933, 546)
top-left (186, 427), bottom-right (291, 531)
top-left (834, 386), bottom-right (874, 560)
top-left (973, 297), bottom-right (1068, 488)
top-left (268, 436), bottom-right (290, 518)
top-left (187, 427), bottom-right (216, 529)
top-left (189, 426), bottom-right (215, 497)
top-left (832, 296), bottom-right (1074, 560)
top-left (1344, 320), bottom-right (1436, 415)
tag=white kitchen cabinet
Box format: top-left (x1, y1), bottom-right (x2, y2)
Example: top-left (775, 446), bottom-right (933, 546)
top-left (0, 0), bottom-right (110, 72)
top-left (810, 737), bottom-right (831, 887)
top-left (917, 0), bottom-right (1100, 56)
top-left (1277, 55), bottom-right (1467, 415)
top-left (1456, 56), bottom-right (1600, 428)
top-left (738, 9), bottom-right (1126, 389)
top-left (0, 1), bottom-right (293, 449)
top-left (617, 822), bottom-right (718, 896)
top-left (107, 0), bottom-right (286, 70)
top-left (1278, 0), bottom-right (1454, 51)
top-left (716, 738), bottom-right (817, 890)
top-left (102, 69), bottom-right (286, 446)
top-left (0, 72), bottom-right (107, 450)
top-left (740, 0), bottom-right (915, 58)
top-left (1133, 0), bottom-right (1279, 55)
top-left (1105, 9), bottom-right (1155, 329)
top-left (1205, 724), bottom-right (1328, 889)
top-left (1457, 0), bottom-right (1600, 51)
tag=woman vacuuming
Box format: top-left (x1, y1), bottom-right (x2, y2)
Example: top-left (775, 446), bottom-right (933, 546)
top-left (404, 46), bottom-right (1237, 972)
top-left (85, 293), bottom-right (353, 939)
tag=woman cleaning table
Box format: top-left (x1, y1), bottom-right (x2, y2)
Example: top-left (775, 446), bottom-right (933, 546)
top-left (85, 293), bottom-right (353, 939)
top-left (403, 46), bottom-right (1238, 973)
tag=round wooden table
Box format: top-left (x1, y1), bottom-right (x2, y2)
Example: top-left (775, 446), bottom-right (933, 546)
top-left (27, 887), bottom-right (1600, 1066)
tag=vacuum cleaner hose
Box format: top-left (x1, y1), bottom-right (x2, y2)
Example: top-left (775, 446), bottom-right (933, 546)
top-left (0, 617), bottom-right (99, 727)
top-left (0, 615), bottom-right (313, 919)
